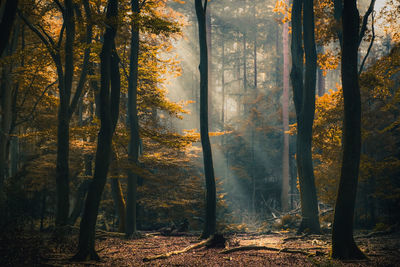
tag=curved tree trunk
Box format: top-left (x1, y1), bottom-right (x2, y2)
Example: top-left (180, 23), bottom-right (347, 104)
top-left (290, 0), bottom-right (321, 234)
top-left (195, 0), bottom-right (217, 239)
top-left (73, 0), bottom-right (119, 260)
top-left (331, 0), bottom-right (365, 260)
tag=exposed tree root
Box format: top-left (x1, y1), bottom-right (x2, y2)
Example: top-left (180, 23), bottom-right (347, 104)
top-left (143, 234), bottom-right (225, 262)
top-left (220, 245), bottom-right (311, 256)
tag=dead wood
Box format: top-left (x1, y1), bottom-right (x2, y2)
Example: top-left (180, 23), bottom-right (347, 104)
top-left (142, 236), bottom-right (213, 262)
top-left (282, 233), bottom-right (309, 242)
top-left (220, 245), bottom-right (310, 256)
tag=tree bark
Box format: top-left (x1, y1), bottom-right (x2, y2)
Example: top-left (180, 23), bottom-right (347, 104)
top-left (125, 0), bottom-right (141, 237)
top-left (281, 12), bottom-right (290, 212)
top-left (73, 0), bottom-right (119, 260)
top-left (290, 0), bottom-right (321, 233)
top-left (0, 0), bottom-right (18, 57)
top-left (331, 0), bottom-right (365, 260)
top-left (195, 0), bottom-right (217, 239)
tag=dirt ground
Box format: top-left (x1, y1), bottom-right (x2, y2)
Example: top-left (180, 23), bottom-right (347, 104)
top-left (1, 229), bottom-right (400, 266)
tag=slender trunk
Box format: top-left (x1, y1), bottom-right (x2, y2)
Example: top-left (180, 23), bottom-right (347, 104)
top-left (68, 179), bottom-right (90, 226)
top-left (111, 176), bottom-right (126, 232)
top-left (281, 15), bottom-right (290, 212)
top-left (55, 0), bottom-right (75, 227)
top-left (195, 0), bottom-right (216, 239)
top-left (206, 7), bottom-right (212, 130)
top-left (0, 68), bottom-right (12, 190)
top-left (0, 0), bottom-right (18, 57)
top-left (73, 0), bottom-right (119, 260)
top-left (126, 0), bottom-right (140, 237)
top-left (221, 33), bottom-right (225, 128)
top-left (290, 0), bottom-right (320, 233)
top-left (317, 46), bottom-right (325, 96)
top-left (332, 0), bottom-right (365, 259)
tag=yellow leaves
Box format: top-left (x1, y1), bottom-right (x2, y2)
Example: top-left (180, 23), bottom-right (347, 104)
top-left (317, 49), bottom-right (340, 75)
top-left (273, 0), bottom-right (292, 24)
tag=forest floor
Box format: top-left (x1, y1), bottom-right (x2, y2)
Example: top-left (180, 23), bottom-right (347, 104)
top-left (1, 228), bottom-right (400, 266)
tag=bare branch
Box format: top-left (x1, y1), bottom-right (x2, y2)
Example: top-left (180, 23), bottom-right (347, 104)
top-left (53, 0), bottom-right (65, 14)
top-left (17, 10), bottom-right (57, 59)
top-left (16, 80), bottom-right (58, 126)
top-left (68, 0), bottom-right (93, 118)
top-left (359, 11), bottom-right (375, 76)
top-left (37, 23), bottom-right (56, 47)
top-left (139, 0), bottom-right (147, 11)
top-left (358, 0), bottom-right (376, 47)
top-left (57, 21), bottom-right (66, 48)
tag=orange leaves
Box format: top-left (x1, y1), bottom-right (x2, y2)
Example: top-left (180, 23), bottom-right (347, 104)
top-left (273, 0), bottom-right (291, 24)
top-left (317, 49), bottom-right (340, 76)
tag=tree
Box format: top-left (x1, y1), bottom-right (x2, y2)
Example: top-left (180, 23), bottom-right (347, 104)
top-left (331, 0), bottom-right (364, 259)
top-left (281, 0), bottom-right (290, 211)
top-left (19, 0), bottom-right (93, 228)
top-left (290, 0), bottom-right (321, 233)
top-left (125, 0), bottom-right (141, 237)
top-left (195, 0), bottom-right (217, 239)
top-left (73, 0), bottom-right (120, 260)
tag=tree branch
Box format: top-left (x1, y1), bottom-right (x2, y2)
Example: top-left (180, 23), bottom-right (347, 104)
top-left (68, 0), bottom-right (93, 118)
top-left (358, 0), bottom-right (376, 47)
top-left (53, 0), bottom-right (65, 14)
top-left (359, 11), bottom-right (375, 76)
top-left (17, 10), bottom-right (57, 59)
top-left (139, 0), bottom-right (147, 11)
top-left (15, 80), bottom-right (58, 126)
top-left (57, 21), bottom-right (65, 48)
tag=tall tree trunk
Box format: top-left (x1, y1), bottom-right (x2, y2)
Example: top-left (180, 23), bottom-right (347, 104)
top-left (55, 0), bottom-right (76, 227)
top-left (290, 0), bottom-right (321, 233)
top-left (0, 20), bottom-right (19, 193)
top-left (281, 13), bottom-right (290, 212)
top-left (331, 0), bottom-right (365, 259)
top-left (206, 7), bottom-right (212, 130)
top-left (125, 0), bottom-right (140, 237)
top-left (0, 0), bottom-right (18, 57)
top-left (195, 0), bottom-right (216, 239)
top-left (73, 0), bottom-right (119, 260)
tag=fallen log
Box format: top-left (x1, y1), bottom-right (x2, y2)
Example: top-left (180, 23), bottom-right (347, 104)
top-left (143, 235), bottom-right (225, 262)
top-left (220, 245), bottom-right (310, 256)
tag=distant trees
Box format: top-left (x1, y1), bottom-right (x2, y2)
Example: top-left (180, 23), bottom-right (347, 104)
top-left (290, 0), bottom-right (321, 233)
top-left (195, 0), bottom-right (217, 239)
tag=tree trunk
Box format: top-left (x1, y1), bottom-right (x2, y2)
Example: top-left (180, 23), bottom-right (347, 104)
top-left (332, 0), bottom-right (365, 259)
top-left (317, 46), bottom-right (325, 96)
top-left (111, 176), bottom-right (126, 233)
top-left (0, 68), bottom-right (12, 191)
top-left (290, 0), bottom-right (321, 233)
top-left (68, 179), bottom-right (91, 226)
top-left (0, 0), bottom-right (18, 57)
top-left (73, 0), bottom-right (119, 260)
top-left (195, 0), bottom-right (217, 239)
top-left (206, 7), bottom-right (212, 130)
top-left (281, 13), bottom-right (290, 212)
top-left (125, 0), bottom-right (141, 237)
